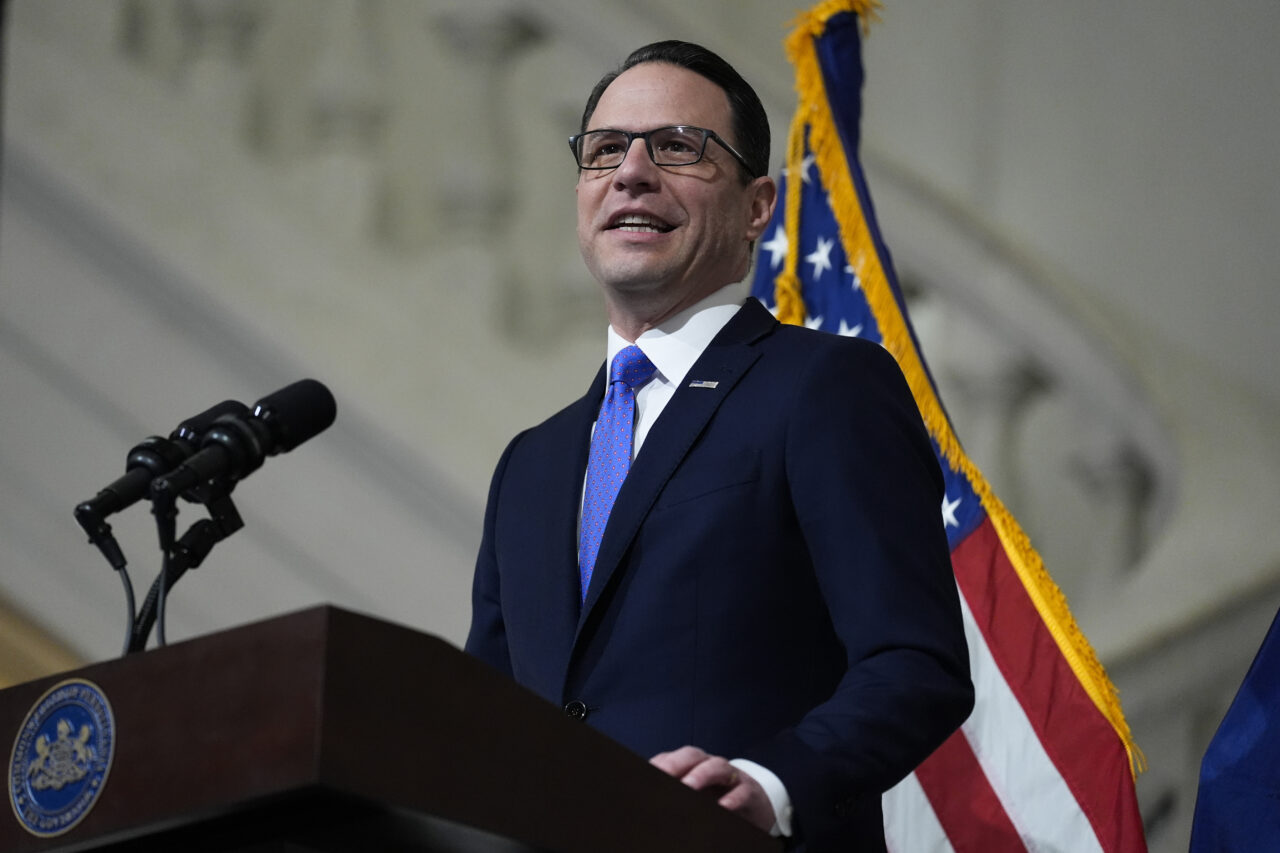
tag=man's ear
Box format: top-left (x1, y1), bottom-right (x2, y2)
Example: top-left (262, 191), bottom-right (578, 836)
top-left (745, 176), bottom-right (778, 241)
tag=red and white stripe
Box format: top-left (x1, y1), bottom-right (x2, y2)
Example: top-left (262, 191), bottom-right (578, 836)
top-left (884, 519), bottom-right (1146, 852)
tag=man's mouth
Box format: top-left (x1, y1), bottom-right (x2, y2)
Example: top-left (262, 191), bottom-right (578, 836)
top-left (607, 214), bottom-right (676, 234)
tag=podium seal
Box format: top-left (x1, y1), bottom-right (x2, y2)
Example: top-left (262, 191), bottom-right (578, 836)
top-left (8, 678), bottom-right (115, 838)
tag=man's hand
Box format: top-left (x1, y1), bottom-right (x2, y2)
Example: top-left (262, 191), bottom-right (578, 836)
top-left (650, 746), bottom-right (775, 833)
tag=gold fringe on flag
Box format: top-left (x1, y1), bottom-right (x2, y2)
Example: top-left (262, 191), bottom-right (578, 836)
top-left (773, 0), bottom-right (1145, 777)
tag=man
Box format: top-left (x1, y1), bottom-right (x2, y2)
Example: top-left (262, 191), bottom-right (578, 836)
top-left (466, 41), bottom-right (972, 851)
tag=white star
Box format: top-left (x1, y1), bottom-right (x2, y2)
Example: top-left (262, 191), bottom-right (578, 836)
top-left (799, 153), bottom-right (815, 184)
top-left (845, 264), bottom-right (861, 290)
top-left (836, 318), bottom-right (863, 337)
top-left (760, 226), bottom-right (789, 271)
top-left (941, 494), bottom-right (961, 528)
top-left (805, 236), bottom-right (835, 279)
top-left (804, 314), bottom-right (825, 330)
top-left (782, 153), bottom-right (816, 185)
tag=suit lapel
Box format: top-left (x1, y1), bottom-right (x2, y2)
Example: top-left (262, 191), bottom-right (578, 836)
top-left (575, 299), bottom-right (777, 631)
top-left (543, 364), bottom-right (606, 654)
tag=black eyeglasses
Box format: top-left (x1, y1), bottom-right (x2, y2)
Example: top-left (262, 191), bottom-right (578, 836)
top-left (569, 125), bottom-right (756, 178)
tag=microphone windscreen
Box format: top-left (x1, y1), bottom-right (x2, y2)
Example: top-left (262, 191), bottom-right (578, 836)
top-left (251, 379), bottom-right (337, 452)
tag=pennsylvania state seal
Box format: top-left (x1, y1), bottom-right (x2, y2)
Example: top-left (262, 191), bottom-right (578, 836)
top-left (9, 678), bottom-right (115, 838)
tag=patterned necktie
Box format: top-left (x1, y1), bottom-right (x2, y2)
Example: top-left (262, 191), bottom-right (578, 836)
top-left (579, 345), bottom-right (657, 602)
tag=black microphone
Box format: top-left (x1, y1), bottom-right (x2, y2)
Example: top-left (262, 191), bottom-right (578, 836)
top-left (74, 400), bottom-right (249, 529)
top-left (76, 400), bottom-right (250, 572)
top-left (149, 379), bottom-right (337, 503)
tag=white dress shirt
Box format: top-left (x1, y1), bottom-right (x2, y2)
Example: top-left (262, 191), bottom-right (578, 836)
top-left (605, 282), bottom-right (746, 460)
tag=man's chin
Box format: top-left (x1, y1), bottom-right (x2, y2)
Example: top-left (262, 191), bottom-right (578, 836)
top-left (594, 266), bottom-right (677, 296)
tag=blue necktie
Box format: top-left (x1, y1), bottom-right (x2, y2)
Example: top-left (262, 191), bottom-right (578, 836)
top-left (579, 345), bottom-right (657, 602)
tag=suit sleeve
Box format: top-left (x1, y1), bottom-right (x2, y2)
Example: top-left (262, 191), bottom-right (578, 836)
top-left (743, 339), bottom-right (974, 848)
top-left (463, 434), bottom-right (519, 678)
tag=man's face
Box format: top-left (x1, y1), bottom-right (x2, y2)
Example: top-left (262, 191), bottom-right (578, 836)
top-left (576, 62), bottom-right (775, 323)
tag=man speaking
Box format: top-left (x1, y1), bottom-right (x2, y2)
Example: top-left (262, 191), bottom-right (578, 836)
top-left (465, 40), bottom-right (973, 851)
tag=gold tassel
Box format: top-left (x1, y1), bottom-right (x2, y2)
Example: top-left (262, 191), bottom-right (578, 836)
top-left (771, 101), bottom-right (810, 326)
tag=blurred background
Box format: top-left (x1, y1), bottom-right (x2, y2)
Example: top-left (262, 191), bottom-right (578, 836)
top-left (2, 1), bottom-right (1278, 849)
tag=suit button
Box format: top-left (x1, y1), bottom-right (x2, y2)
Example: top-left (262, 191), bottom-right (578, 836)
top-left (564, 700), bottom-right (589, 721)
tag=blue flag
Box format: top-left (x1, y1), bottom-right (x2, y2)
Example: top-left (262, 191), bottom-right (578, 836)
top-left (1191, 606), bottom-right (1280, 851)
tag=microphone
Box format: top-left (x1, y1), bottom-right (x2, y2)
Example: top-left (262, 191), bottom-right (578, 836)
top-left (75, 400), bottom-right (249, 525)
top-left (149, 379), bottom-right (337, 503)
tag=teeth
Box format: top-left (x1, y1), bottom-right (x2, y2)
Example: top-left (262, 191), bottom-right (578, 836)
top-left (612, 214), bottom-right (672, 233)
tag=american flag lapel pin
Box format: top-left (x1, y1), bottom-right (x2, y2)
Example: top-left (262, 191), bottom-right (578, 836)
top-left (688, 380), bottom-right (719, 389)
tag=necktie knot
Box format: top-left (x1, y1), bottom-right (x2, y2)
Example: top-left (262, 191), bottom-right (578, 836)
top-left (611, 345), bottom-right (657, 391)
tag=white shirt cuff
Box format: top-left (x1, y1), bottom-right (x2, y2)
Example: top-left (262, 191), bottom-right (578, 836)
top-left (729, 758), bottom-right (794, 837)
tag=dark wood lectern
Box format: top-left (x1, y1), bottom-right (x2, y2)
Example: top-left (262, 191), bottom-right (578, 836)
top-left (1, 606), bottom-right (778, 852)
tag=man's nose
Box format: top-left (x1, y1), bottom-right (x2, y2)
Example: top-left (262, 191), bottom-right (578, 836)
top-left (612, 136), bottom-right (658, 185)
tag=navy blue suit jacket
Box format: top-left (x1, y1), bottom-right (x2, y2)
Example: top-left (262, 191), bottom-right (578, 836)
top-left (466, 298), bottom-right (972, 851)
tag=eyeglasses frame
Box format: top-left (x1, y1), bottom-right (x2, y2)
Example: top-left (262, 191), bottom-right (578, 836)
top-left (568, 125), bottom-right (758, 179)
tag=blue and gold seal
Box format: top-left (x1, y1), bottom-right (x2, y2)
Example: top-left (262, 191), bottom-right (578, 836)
top-left (8, 678), bottom-right (115, 838)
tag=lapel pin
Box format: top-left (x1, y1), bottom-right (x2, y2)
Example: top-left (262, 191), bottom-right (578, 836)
top-left (688, 380), bottom-right (719, 389)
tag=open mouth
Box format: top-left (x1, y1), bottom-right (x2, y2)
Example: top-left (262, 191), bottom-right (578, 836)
top-left (607, 214), bottom-right (676, 234)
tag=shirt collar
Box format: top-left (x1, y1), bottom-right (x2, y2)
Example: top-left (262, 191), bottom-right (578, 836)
top-left (606, 283), bottom-right (747, 388)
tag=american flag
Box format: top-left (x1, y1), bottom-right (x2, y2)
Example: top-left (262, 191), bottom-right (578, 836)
top-left (750, 3), bottom-right (1148, 850)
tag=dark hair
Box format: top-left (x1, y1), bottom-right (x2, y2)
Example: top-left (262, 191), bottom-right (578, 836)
top-left (579, 40), bottom-right (770, 181)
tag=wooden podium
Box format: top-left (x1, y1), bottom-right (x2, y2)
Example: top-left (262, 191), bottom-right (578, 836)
top-left (1, 606), bottom-right (778, 852)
